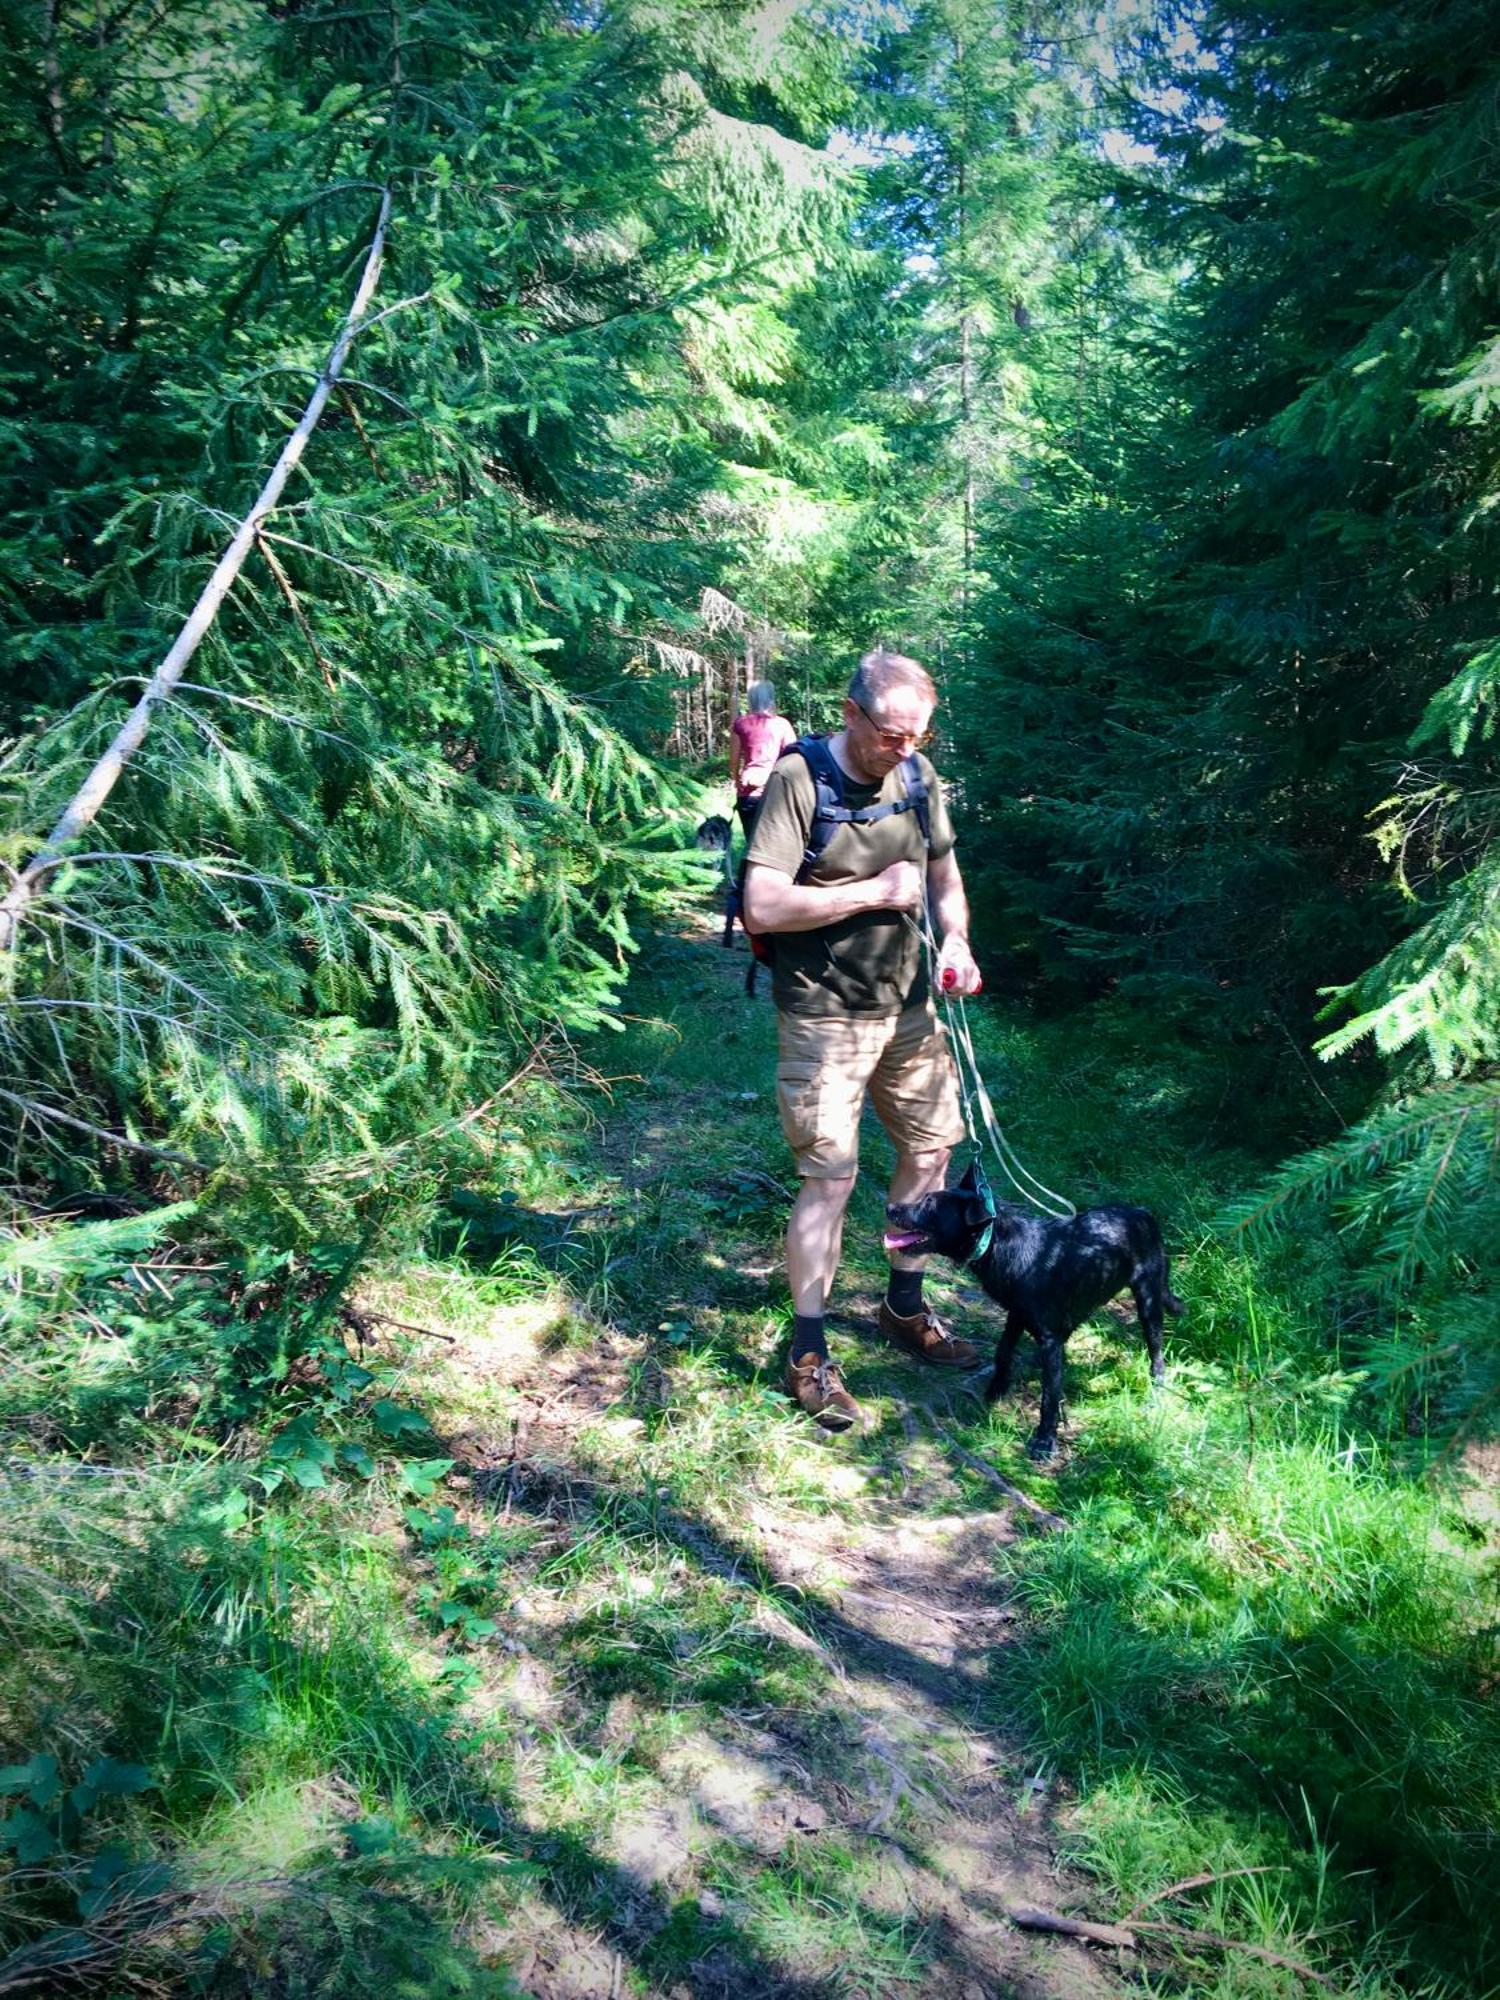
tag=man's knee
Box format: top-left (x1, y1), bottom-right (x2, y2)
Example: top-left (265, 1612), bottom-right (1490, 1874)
top-left (796, 1171), bottom-right (858, 1213)
top-left (894, 1148), bottom-right (950, 1187)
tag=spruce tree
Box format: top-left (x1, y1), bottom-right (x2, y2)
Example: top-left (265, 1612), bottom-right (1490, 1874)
top-left (0, 0), bottom-right (854, 1205)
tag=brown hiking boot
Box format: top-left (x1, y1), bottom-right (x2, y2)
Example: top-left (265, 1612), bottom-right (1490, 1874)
top-left (877, 1302), bottom-right (981, 1367)
top-left (784, 1351), bottom-right (863, 1431)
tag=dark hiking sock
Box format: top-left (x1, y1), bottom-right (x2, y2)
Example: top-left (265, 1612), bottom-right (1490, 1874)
top-left (790, 1312), bottom-right (828, 1362)
top-left (885, 1265), bottom-right (925, 1318)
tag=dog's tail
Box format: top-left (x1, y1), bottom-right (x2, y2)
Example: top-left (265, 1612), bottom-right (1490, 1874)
top-left (1164, 1288), bottom-right (1185, 1316)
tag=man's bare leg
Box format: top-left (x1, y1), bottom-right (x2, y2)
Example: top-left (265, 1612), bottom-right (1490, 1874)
top-left (885, 1147), bottom-right (950, 1280)
top-left (787, 1173), bottom-right (856, 1318)
top-left (880, 1147), bottom-right (978, 1364)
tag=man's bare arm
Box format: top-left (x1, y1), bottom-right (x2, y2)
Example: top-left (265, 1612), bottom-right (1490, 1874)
top-left (926, 848), bottom-right (981, 994)
top-left (743, 859), bottom-right (922, 935)
top-left (927, 848), bottom-right (970, 940)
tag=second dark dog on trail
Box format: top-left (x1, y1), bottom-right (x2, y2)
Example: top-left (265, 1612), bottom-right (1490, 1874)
top-left (884, 1182), bottom-right (1183, 1459)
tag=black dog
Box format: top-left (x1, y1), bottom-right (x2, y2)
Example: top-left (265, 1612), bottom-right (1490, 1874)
top-left (885, 1182), bottom-right (1183, 1459)
top-left (695, 815), bottom-right (734, 902)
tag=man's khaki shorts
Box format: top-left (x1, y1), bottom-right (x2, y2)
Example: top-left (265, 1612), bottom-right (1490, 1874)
top-left (775, 1001), bottom-right (966, 1180)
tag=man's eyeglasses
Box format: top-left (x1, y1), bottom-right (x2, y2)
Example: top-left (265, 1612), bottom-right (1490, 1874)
top-left (853, 699), bottom-right (932, 751)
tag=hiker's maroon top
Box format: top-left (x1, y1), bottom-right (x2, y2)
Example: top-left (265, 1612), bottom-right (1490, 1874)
top-left (731, 711), bottom-right (796, 799)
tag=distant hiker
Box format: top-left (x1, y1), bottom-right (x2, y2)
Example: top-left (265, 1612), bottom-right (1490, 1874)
top-left (742, 648), bottom-right (983, 1430)
top-left (728, 681), bottom-right (797, 841)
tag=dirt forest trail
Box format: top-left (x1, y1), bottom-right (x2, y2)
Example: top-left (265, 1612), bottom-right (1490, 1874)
top-left (370, 894), bottom-right (1133, 2000)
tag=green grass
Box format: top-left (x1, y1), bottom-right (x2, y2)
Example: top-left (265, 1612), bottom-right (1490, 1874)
top-left (912, 1020), bottom-right (1500, 1998)
top-left (567, 927), bottom-right (1499, 1995)
top-left (721, 1847), bottom-right (933, 1996)
top-left (2, 894), bottom-right (1496, 1996)
top-left (970, 1319), bottom-right (1499, 1993)
top-left (0, 1457), bottom-right (523, 1994)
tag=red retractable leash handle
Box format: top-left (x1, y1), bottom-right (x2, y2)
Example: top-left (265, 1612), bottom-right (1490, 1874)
top-left (940, 966), bottom-right (982, 995)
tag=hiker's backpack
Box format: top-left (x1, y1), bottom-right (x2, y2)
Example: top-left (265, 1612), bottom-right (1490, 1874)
top-left (723, 736), bottom-right (931, 996)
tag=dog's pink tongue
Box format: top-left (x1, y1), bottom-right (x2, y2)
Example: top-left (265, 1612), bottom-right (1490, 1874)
top-left (883, 1229), bottom-right (926, 1253)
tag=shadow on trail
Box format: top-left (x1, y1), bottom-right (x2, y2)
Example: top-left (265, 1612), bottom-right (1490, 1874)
top-left (21, 1473), bottom-right (948, 1999)
top-left (482, 1350), bottom-right (1500, 1998)
top-left (475, 1456), bottom-right (1083, 1999)
top-left (431, 895), bottom-right (1500, 1995)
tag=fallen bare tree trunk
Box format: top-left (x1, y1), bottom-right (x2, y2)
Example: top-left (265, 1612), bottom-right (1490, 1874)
top-left (0, 186), bottom-right (393, 953)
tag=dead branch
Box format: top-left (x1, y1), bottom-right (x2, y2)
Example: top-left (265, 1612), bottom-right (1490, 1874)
top-left (343, 1305), bottom-right (457, 1344)
top-left (1132, 1918), bottom-right (1337, 1991)
top-left (0, 186), bottom-right (393, 952)
top-left (1009, 1906), bottom-right (1136, 1949)
top-left (699, 586), bottom-right (750, 635)
top-left (1125, 1865), bottom-right (1279, 1922)
top-left (836, 1587), bottom-right (1014, 1626)
top-left (336, 382), bottom-right (385, 477)
top-left (0, 1086), bottom-right (203, 1167)
top-left (924, 1417), bottom-right (1069, 1532)
top-left (862, 1763), bottom-right (908, 1835)
top-left (1011, 1893), bottom-right (1337, 1989)
top-left (255, 529), bottom-right (338, 689)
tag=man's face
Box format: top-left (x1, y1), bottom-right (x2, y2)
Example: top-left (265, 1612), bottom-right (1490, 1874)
top-left (844, 688), bottom-right (934, 781)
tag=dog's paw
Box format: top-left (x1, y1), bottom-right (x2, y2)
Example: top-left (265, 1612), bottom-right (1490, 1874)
top-left (1025, 1433), bottom-right (1058, 1463)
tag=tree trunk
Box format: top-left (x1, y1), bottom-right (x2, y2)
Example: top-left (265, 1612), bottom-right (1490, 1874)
top-left (41, 0), bottom-right (69, 167)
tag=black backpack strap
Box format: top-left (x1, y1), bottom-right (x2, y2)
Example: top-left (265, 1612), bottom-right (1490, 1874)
top-left (900, 753), bottom-right (932, 850)
top-left (794, 736), bottom-right (848, 879)
top-left (791, 737), bottom-right (931, 879)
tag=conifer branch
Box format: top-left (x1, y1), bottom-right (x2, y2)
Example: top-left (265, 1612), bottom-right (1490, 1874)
top-left (0, 185), bottom-right (394, 953)
top-left (0, 1086), bottom-right (202, 1167)
top-left (255, 531), bottom-right (337, 690)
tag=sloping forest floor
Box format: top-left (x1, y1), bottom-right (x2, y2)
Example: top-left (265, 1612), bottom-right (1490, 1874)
top-left (4, 865), bottom-right (1498, 1999)
top-left (360, 905), bottom-right (1126, 2000)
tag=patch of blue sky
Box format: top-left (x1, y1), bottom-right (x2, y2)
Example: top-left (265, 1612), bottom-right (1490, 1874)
top-left (823, 1), bottom-right (1223, 182)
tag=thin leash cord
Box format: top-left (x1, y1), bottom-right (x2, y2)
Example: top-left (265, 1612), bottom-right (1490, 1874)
top-left (949, 991), bottom-right (1077, 1220)
top-left (909, 905), bottom-right (1076, 1220)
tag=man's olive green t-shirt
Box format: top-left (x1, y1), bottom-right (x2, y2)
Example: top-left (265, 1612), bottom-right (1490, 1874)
top-left (745, 747), bottom-right (954, 1018)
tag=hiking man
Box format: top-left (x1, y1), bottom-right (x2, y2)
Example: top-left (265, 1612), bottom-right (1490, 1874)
top-left (742, 648), bottom-right (982, 1429)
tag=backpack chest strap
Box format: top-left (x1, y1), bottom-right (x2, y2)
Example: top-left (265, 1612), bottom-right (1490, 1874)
top-left (793, 737), bottom-right (931, 879)
top-left (817, 796), bottom-right (918, 827)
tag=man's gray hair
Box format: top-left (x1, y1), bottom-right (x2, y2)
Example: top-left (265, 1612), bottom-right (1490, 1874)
top-left (848, 647), bottom-right (937, 714)
top-left (746, 679), bottom-right (779, 714)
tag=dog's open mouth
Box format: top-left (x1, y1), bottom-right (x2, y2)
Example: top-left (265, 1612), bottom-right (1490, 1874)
top-left (882, 1228), bottom-right (931, 1254)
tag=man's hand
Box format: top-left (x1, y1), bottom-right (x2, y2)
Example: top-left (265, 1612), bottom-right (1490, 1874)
top-left (873, 860), bottom-right (924, 913)
top-left (936, 931), bottom-right (982, 996)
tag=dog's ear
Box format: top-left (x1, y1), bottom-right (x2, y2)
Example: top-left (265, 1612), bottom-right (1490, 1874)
top-left (962, 1194), bottom-right (992, 1231)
